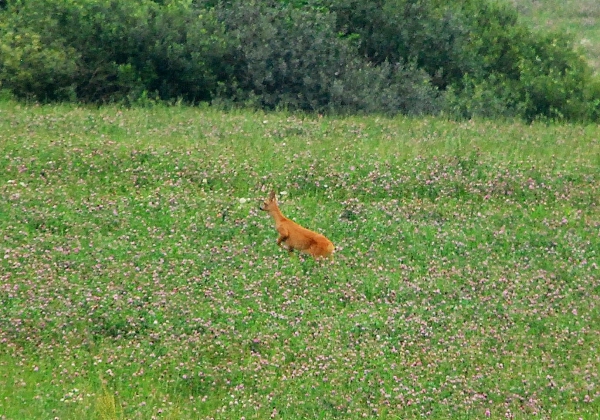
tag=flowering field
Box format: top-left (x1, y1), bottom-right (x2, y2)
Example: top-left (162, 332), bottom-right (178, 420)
top-left (0, 102), bottom-right (599, 419)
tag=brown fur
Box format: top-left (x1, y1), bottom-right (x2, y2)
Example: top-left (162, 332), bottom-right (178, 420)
top-left (259, 191), bottom-right (334, 259)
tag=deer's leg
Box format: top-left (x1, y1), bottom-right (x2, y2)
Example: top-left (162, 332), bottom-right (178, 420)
top-left (277, 235), bottom-right (288, 248)
top-left (277, 235), bottom-right (295, 253)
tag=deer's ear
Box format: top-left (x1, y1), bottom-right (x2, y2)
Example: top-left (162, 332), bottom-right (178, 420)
top-left (269, 190), bottom-right (276, 200)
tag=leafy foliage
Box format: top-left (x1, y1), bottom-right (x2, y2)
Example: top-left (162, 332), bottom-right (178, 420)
top-left (0, 0), bottom-right (227, 103)
top-left (0, 0), bottom-right (599, 121)
top-left (213, 0), bottom-right (438, 114)
top-left (324, 0), bottom-right (600, 121)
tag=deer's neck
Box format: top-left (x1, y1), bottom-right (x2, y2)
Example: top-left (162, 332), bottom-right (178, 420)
top-left (269, 206), bottom-right (287, 225)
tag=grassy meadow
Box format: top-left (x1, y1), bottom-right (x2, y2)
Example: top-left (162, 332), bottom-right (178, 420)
top-left (0, 101), bottom-right (599, 419)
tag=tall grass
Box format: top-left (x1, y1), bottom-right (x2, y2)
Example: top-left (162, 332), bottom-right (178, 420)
top-left (0, 101), bottom-right (599, 419)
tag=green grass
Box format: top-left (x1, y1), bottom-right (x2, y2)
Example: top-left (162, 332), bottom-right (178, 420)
top-left (0, 101), bottom-right (599, 419)
top-left (511, 0), bottom-right (600, 71)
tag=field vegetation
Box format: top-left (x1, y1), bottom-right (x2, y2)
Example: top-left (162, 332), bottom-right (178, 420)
top-left (2, 0), bottom-right (600, 418)
top-left (0, 101), bottom-right (599, 418)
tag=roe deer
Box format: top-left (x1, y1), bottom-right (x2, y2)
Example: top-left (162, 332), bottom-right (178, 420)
top-left (259, 191), bottom-right (334, 259)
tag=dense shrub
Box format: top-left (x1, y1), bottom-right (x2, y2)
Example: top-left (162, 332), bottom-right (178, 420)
top-left (213, 1), bottom-right (439, 114)
top-left (0, 0), bottom-right (599, 121)
top-left (322, 0), bottom-right (600, 121)
top-left (0, 0), bottom-right (228, 103)
top-left (0, 0), bottom-right (147, 102)
top-left (0, 3), bottom-right (79, 101)
top-left (324, 0), bottom-right (471, 89)
top-left (139, 3), bottom-right (229, 103)
top-left (452, 0), bottom-right (599, 121)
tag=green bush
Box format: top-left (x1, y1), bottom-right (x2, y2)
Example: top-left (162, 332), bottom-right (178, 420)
top-left (515, 32), bottom-right (597, 121)
top-left (447, 1), bottom-right (598, 122)
top-left (443, 74), bottom-right (526, 120)
top-left (214, 1), bottom-right (439, 114)
top-left (322, 0), bottom-right (600, 122)
top-left (0, 0), bottom-right (227, 103)
top-left (325, 0), bottom-right (471, 89)
top-left (0, 8), bottom-right (78, 101)
top-left (140, 3), bottom-right (230, 103)
top-left (0, 0), bottom-right (151, 102)
top-left (215, 1), bottom-right (345, 111)
top-left (0, 0), bottom-right (599, 122)
top-left (329, 60), bottom-right (440, 115)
